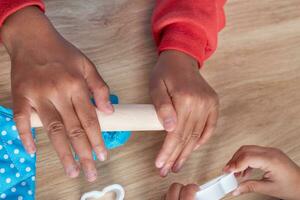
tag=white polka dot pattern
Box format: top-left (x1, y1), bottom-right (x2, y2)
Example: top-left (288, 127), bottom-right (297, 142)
top-left (11, 126), bottom-right (17, 131)
top-left (0, 107), bottom-right (37, 199)
top-left (1, 130), bottom-right (7, 136)
top-left (0, 193), bottom-right (6, 199)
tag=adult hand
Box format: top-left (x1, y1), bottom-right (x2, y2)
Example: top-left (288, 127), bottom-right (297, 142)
top-left (224, 145), bottom-right (300, 199)
top-left (1, 6), bottom-right (113, 182)
top-left (150, 50), bottom-right (219, 177)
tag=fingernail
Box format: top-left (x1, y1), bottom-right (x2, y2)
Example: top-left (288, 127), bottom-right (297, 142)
top-left (173, 161), bottom-right (183, 173)
top-left (232, 189), bottom-right (240, 196)
top-left (66, 165), bottom-right (79, 178)
top-left (26, 144), bottom-right (36, 154)
top-left (86, 171), bottom-right (97, 182)
top-left (156, 159), bottom-right (165, 168)
top-left (161, 167), bottom-right (169, 177)
top-left (163, 117), bottom-right (176, 132)
top-left (97, 151), bottom-right (107, 161)
top-left (223, 165), bottom-right (230, 172)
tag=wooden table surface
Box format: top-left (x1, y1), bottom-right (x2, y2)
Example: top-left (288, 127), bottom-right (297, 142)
top-left (0, 0), bottom-right (300, 199)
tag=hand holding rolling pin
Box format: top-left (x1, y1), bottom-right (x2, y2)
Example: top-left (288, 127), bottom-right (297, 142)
top-left (150, 50), bottom-right (219, 177)
top-left (1, 7), bottom-right (111, 182)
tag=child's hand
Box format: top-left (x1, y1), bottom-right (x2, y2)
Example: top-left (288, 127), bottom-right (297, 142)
top-left (1, 7), bottom-right (113, 182)
top-left (164, 183), bottom-right (198, 200)
top-left (224, 145), bottom-right (300, 199)
top-left (150, 50), bottom-right (219, 176)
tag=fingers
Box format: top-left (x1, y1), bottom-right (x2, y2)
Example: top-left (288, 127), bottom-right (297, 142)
top-left (55, 100), bottom-right (97, 182)
top-left (159, 138), bottom-right (184, 176)
top-left (172, 111), bottom-right (208, 172)
top-left (155, 132), bottom-right (183, 173)
top-left (165, 183), bottom-right (183, 200)
top-left (84, 59), bottom-right (114, 114)
top-left (179, 184), bottom-right (199, 200)
top-left (194, 108), bottom-right (219, 150)
top-left (72, 88), bottom-right (107, 161)
top-left (224, 146), bottom-right (273, 173)
top-left (165, 183), bottom-right (198, 200)
top-left (155, 104), bottom-right (189, 175)
top-left (150, 80), bottom-right (177, 132)
top-left (35, 100), bottom-right (79, 178)
top-left (232, 180), bottom-right (272, 197)
top-left (13, 96), bottom-right (36, 154)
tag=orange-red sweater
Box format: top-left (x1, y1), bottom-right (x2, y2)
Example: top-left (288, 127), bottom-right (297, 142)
top-left (0, 0), bottom-right (226, 65)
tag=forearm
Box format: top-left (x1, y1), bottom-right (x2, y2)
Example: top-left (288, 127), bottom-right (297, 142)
top-left (1, 6), bottom-right (56, 56)
top-left (152, 0), bottom-right (227, 65)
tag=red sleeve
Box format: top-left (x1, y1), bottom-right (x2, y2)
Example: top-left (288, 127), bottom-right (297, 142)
top-left (0, 0), bottom-right (45, 28)
top-left (152, 0), bottom-right (226, 66)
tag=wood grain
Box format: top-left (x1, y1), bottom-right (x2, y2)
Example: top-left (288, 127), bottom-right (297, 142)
top-left (0, 0), bottom-right (299, 199)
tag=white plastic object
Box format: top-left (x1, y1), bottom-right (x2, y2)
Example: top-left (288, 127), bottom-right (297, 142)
top-left (30, 104), bottom-right (164, 131)
top-left (195, 173), bottom-right (238, 200)
top-left (80, 184), bottom-right (125, 200)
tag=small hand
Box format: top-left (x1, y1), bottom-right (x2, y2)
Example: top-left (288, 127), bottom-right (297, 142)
top-left (164, 183), bottom-right (198, 200)
top-left (150, 50), bottom-right (219, 177)
top-left (224, 145), bottom-right (300, 200)
top-left (1, 6), bottom-right (113, 182)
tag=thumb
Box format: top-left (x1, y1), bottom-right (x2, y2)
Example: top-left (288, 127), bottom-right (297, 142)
top-left (149, 81), bottom-right (177, 132)
top-left (233, 180), bottom-right (272, 196)
top-left (84, 59), bottom-right (114, 114)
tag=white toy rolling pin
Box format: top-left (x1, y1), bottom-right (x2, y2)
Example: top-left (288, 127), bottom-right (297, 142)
top-left (30, 104), bottom-right (164, 131)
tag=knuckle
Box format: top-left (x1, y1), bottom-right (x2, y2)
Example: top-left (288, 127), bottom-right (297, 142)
top-left (167, 160), bottom-right (176, 167)
top-left (92, 143), bottom-right (103, 150)
top-left (190, 132), bottom-right (201, 139)
top-left (82, 117), bottom-right (98, 130)
top-left (60, 153), bottom-right (73, 162)
top-left (245, 182), bottom-right (257, 192)
top-left (172, 134), bottom-right (185, 145)
top-left (182, 94), bottom-right (196, 105)
top-left (68, 127), bottom-right (86, 139)
top-left (47, 121), bottom-right (65, 135)
top-left (174, 90), bottom-right (196, 103)
top-left (78, 157), bottom-right (94, 164)
top-left (202, 94), bottom-right (219, 108)
top-left (239, 145), bottom-right (251, 152)
top-left (70, 78), bottom-right (84, 91)
top-left (13, 112), bottom-right (27, 122)
top-left (239, 152), bottom-right (252, 164)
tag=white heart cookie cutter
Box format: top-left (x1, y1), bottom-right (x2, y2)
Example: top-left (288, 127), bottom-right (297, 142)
top-left (196, 173), bottom-right (238, 200)
top-left (80, 184), bottom-right (125, 200)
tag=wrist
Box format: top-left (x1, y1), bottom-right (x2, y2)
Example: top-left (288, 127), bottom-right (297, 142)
top-left (159, 50), bottom-right (198, 71)
top-left (1, 6), bottom-right (56, 55)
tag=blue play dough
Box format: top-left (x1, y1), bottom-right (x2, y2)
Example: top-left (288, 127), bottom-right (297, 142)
top-left (0, 94), bottom-right (131, 199)
top-left (94, 95), bottom-right (131, 149)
